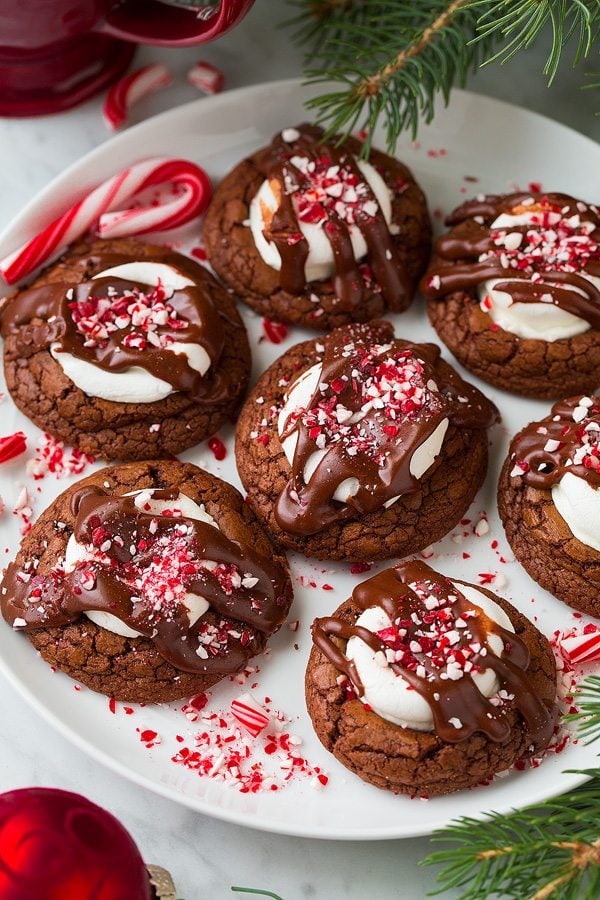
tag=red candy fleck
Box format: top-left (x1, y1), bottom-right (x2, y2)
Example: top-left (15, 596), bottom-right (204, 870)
top-left (350, 562), bottom-right (372, 574)
top-left (262, 318), bottom-right (289, 344)
top-left (208, 436), bottom-right (227, 461)
top-left (0, 432), bottom-right (26, 464)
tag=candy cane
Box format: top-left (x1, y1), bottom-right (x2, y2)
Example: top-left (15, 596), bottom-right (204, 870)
top-left (230, 693), bottom-right (271, 737)
top-left (560, 631), bottom-right (600, 665)
top-left (187, 61), bottom-right (225, 95)
top-left (103, 63), bottom-right (173, 131)
top-left (0, 157), bottom-right (212, 285)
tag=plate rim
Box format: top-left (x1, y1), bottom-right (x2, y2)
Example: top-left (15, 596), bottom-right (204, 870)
top-left (0, 76), bottom-right (597, 840)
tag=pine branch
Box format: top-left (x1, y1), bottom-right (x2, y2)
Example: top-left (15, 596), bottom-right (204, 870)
top-left (288, 0), bottom-right (600, 151)
top-left (421, 674), bottom-right (600, 898)
top-left (564, 675), bottom-right (600, 744)
top-left (289, 0), bottom-right (488, 152)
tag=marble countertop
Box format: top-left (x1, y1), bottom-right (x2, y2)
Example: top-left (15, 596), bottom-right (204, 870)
top-left (0, 4), bottom-right (597, 898)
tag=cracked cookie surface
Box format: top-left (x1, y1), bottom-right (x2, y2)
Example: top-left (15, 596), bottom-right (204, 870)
top-left (498, 456), bottom-right (600, 616)
top-left (428, 292), bottom-right (600, 400)
top-left (235, 321), bottom-right (491, 561)
top-left (305, 588), bottom-right (556, 796)
top-left (2, 238), bottom-right (252, 461)
top-left (7, 460), bottom-right (292, 703)
top-left (203, 130), bottom-right (431, 331)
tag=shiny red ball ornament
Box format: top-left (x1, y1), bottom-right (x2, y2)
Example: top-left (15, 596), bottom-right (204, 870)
top-left (0, 788), bottom-right (152, 899)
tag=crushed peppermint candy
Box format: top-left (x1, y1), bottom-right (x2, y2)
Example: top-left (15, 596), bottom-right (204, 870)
top-left (68, 279), bottom-right (187, 351)
top-left (281, 342), bottom-right (443, 467)
top-left (171, 693), bottom-right (328, 793)
top-left (484, 205), bottom-right (599, 282)
top-left (26, 433), bottom-right (94, 481)
top-left (282, 152), bottom-right (380, 229)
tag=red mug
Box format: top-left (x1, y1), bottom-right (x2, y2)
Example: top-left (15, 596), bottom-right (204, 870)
top-left (0, 0), bottom-right (255, 116)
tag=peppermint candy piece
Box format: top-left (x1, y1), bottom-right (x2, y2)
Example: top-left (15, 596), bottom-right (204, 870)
top-left (230, 693), bottom-right (271, 737)
top-left (0, 432), bottom-right (26, 464)
top-left (187, 61), bottom-right (225, 95)
top-left (561, 631), bottom-right (600, 664)
top-left (0, 157), bottom-right (212, 285)
top-left (103, 63), bottom-right (173, 131)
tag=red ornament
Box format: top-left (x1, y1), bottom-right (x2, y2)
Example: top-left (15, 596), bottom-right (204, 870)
top-left (0, 788), bottom-right (152, 899)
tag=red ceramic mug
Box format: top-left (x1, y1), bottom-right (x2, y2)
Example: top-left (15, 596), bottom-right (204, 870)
top-left (0, 0), bottom-right (255, 116)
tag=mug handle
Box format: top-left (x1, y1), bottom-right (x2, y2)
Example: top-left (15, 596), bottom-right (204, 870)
top-left (98, 0), bottom-right (255, 47)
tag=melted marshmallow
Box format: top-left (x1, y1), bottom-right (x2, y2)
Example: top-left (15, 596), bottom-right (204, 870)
top-left (478, 211), bottom-right (600, 341)
top-left (250, 160), bottom-right (393, 283)
top-left (51, 261), bottom-right (211, 403)
top-left (64, 490), bottom-right (216, 638)
top-left (345, 584), bottom-right (514, 731)
top-left (277, 361), bottom-right (449, 506)
top-left (553, 472), bottom-right (600, 553)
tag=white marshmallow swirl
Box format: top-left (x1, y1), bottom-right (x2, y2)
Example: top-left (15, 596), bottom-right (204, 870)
top-left (346, 583), bottom-right (514, 731)
top-left (64, 490), bottom-right (216, 638)
top-left (51, 261), bottom-right (211, 403)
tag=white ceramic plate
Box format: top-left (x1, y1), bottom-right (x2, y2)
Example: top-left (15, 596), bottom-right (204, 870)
top-left (0, 79), bottom-right (598, 840)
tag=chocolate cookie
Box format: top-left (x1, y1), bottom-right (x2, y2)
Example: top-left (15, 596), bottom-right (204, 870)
top-left (235, 320), bottom-right (498, 561)
top-left (499, 395), bottom-right (600, 616)
top-left (1, 238), bottom-right (252, 461)
top-left (0, 460), bottom-right (293, 702)
top-left (203, 123), bottom-right (431, 330)
top-left (421, 192), bottom-right (600, 399)
top-left (306, 561), bottom-right (556, 797)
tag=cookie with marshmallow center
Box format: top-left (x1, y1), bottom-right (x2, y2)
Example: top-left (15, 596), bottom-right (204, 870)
top-left (499, 395), bottom-right (600, 616)
top-left (0, 460), bottom-right (293, 702)
top-left (235, 320), bottom-right (498, 561)
top-left (203, 123), bottom-right (431, 330)
top-left (421, 192), bottom-right (600, 399)
top-left (1, 238), bottom-right (251, 461)
top-left (305, 561), bottom-right (556, 796)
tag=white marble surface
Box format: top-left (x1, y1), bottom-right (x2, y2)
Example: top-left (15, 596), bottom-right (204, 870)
top-left (0, 3), bottom-right (597, 898)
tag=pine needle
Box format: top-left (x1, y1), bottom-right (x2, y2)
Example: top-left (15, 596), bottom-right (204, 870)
top-left (288, 0), bottom-right (599, 150)
top-left (421, 674), bottom-right (600, 898)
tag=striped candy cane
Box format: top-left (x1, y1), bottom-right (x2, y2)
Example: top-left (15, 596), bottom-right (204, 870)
top-left (103, 64), bottom-right (173, 131)
top-left (0, 157), bottom-right (212, 285)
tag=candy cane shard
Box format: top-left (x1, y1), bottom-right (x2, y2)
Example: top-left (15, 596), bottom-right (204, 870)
top-left (230, 693), bottom-right (271, 737)
top-left (561, 632), bottom-right (600, 665)
top-left (187, 61), bottom-right (225, 95)
top-left (103, 63), bottom-right (173, 131)
top-left (0, 157), bottom-right (212, 285)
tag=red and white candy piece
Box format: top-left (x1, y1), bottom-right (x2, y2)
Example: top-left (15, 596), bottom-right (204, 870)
top-left (560, 631), bottom-right (600, 664)
top-left (230, 693), bottom-right (271, 737)
top-left (0, 157), bottom-right (212, 285)
top-left (103, 63), bottom-right (173, 131)
top-left (187, 61), bottom-right (224, 95)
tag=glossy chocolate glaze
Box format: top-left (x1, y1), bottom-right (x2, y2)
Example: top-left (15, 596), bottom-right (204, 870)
top-left (421, 192), bottom-right (600, 325)
top-left (275, 322), bottom-right (498, 536)
top-left (509, 395), bottom-right (600, 490)
top-left (257, 124), bottom-right (411, 312)
top-left (312, 561), bottom-right (554, 748)
top-left (1, 487), bottom-right (291, 676)
top-left (1, 250), bottom-right (241, 403)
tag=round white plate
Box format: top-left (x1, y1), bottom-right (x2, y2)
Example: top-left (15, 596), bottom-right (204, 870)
top-left (0, 79), bottom-right (598, 840)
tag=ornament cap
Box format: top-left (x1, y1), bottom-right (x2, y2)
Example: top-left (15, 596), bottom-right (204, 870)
top-left (147, 864), bottom-right (177, 899)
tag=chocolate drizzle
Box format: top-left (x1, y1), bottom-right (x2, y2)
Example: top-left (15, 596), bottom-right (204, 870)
top-left (274, 322), bottom-right (498, 536)
top-left (1, 486), bottom-right (291, 676)
top-left (0, 250), bottom-right (239, 404)
top-left (420, 192), bottom-right (600, 326)
top-left (312, 561), bottom-right (554, 748)
top-left (509, 395), bottom-right (600, 490)
top-left (258, 124), bottom-right (411, 312)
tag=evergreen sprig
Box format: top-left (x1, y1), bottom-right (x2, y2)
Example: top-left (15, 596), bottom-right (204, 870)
top-left (421, 675), bottom-right (600, 898)
top-left (288, 0), bottom-right (600, 151)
